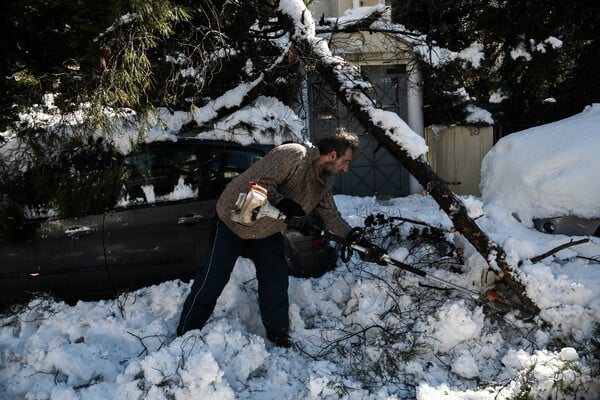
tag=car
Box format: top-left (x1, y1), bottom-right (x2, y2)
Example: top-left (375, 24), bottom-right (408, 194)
top-left (480, 104), bottom-right (600, 238)
top-left (0, 138), bottom-right (338, 306)
top-left (533, 216), bottom-right (600, 237)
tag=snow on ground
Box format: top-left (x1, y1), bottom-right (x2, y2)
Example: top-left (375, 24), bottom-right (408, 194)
top-left (1, 188), bottom-right (599, 399)
top-left (1, 45), bottom-right (599, 399)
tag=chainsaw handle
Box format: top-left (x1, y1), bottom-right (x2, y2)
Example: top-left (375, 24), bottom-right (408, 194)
top-left (347, 243), bottom-right (426, 278)
top-left (340, 243), bottom-right (353, 263)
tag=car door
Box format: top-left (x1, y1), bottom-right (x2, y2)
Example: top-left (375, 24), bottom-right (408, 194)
top-left (103, 142), bottom-right (218, 293)
top-left (0, 144), bottom-right (122, 305)
top-left (102, 140), bottom-right (270, 294)
top-left (1, 212), bottom-right (111, 306)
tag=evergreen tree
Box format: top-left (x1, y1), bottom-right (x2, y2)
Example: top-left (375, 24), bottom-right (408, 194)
top-left (392, 0), bottom-right (600, 133)
top-left (0, 0), bottom-right (122, 129)
top-left (0, 0), bottom-right (299, 235)
top-left (0, 0), bottom-right (298, 131)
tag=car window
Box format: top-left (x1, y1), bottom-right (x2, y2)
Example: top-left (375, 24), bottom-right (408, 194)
top-left (50, 145), bottom-right (123, 218)
top-left (121, 145), bottom-right (205, 203)
top-left (3, 139), bottom-right (124, 224)
top-left (221, 149), bottom-right (263, 180)
top-left (119, 143), bottom-right (266, 207)
top-left (200, 148), bottom-right (265, 196)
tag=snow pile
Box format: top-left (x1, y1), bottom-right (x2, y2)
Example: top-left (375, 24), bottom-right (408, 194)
top-left (193, 96), bottom-right (307, 146)
top-left (481, 104), bottom-right (600, 223)
top-left (1, 192), bottom-right (599, 399)
top-left (116, 93), bottom-right (308, 152)
top-left (0, 94), bottom-right (308, 158)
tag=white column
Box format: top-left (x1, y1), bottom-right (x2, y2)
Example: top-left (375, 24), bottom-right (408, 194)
top-left (407, 61), bottom-right (424, 194)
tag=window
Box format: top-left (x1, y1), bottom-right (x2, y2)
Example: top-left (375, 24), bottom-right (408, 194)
top-left (120, 142), bottom-right (268, 205)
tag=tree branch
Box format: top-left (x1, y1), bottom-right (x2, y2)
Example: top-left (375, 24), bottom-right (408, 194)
top-left (179, 43), bottom-right (297, 134)
top-left (529, 238), bottom-right (589, 264)
top-left (279, 2), bottom-right (539, 317)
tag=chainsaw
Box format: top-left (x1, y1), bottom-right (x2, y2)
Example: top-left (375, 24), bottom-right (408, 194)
top-left (230, 181), bottom-right (286, 226)
top-left (230, 182), bottom-right (523, 315)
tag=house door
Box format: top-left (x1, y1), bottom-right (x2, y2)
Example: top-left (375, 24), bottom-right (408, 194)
top-left (308, 64), bottom-right (410, 197)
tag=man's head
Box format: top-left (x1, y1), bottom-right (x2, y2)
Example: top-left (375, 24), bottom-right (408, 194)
top-left (316, 128), bottom-right (359, 176)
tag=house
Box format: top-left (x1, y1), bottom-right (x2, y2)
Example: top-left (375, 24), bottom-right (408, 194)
top-left (307, 0), bottom-right (493, 197)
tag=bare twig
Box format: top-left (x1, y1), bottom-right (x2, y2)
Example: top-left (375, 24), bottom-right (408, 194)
top-left (127, 331), bottom-right (169, 358)
top-left (530, 238), bottom-right (589, 264)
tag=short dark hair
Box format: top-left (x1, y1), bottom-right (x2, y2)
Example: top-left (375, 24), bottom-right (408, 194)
top-left (317, 128), bottom-right (359, 157)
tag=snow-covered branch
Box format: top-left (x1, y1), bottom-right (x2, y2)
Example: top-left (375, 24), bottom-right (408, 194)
top-left (278, 0), bottom-right (539, 317)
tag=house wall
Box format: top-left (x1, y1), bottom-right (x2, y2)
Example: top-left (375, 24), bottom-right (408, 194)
top-left (330, 31), bottom-right (413, 63)
top-left (310, 0), bottom-right (388, 19)
top-left (425, 126), bottom-right (494, 196)
top-left (309, 1), bottom-right (491, 198)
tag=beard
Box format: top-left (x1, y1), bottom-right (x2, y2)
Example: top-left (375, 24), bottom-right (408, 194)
top-left (320, 160), bottom-right (341, 177)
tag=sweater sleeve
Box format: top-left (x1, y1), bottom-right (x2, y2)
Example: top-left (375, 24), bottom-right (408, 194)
top-left (316, 192), bottom-right (352, 238)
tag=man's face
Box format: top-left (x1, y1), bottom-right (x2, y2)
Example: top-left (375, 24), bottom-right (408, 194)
top-left (323, 148), bottom-right (353, 176)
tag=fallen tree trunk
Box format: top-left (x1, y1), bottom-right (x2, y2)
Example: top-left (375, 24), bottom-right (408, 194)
top-left (280, 6), bottom-right (539, 316)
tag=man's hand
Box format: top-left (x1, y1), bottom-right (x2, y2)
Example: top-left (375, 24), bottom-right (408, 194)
top-left (286, 214), bottom-right (323, 236)
top-left (278, 198), bottom-right (324, 235)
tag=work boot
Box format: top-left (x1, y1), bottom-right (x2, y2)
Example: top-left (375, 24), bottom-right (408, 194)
top-left (267, 332), bottom-right (292, 348)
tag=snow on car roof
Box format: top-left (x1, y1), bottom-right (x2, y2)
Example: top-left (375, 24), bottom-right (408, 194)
top-left (481, 104), bottom-right (600, 222)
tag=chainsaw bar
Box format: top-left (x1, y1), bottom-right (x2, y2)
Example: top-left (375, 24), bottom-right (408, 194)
top-left (320, 227), bottom-right (538, 319)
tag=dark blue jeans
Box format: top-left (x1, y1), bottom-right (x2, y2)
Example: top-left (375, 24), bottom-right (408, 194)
top-left (177, 219), bottom-right (289, 340)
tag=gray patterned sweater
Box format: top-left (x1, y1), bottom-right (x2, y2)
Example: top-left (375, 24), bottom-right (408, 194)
top-left (216, 143), bottom-right (352, 240)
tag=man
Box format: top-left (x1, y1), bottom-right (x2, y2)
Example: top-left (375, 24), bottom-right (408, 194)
top-left (176, 128), bottom-right (385, 346)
